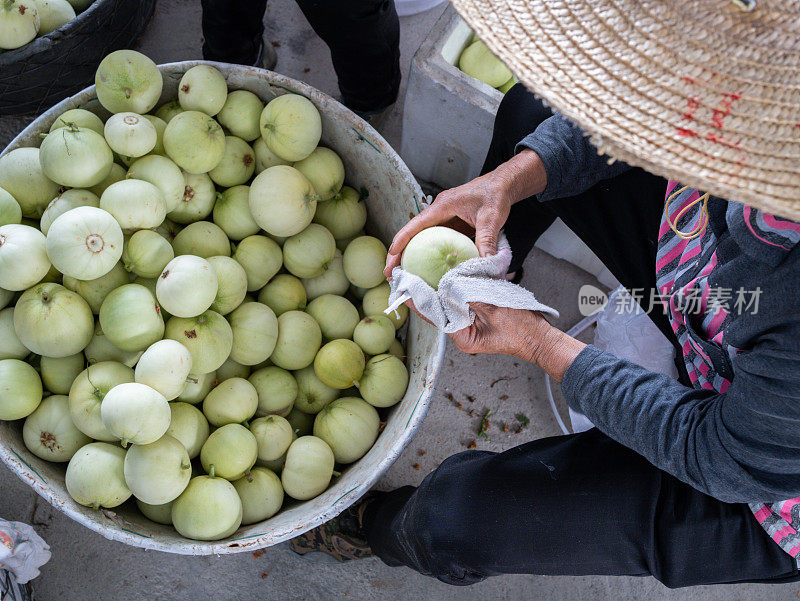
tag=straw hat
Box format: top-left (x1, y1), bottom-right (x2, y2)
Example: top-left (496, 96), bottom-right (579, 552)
top-left (450, 0), bottom-right (800, 220)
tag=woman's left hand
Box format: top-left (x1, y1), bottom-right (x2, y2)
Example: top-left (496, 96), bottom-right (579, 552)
top-left (447, 303), bottom-right (550, 359)
top-left (408, 301), bottom-right (586, 382)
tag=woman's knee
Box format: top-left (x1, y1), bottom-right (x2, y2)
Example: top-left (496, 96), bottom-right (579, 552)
top-left (395, 451), bottom-right (498, 583)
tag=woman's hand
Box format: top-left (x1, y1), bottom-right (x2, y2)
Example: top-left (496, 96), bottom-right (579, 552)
top-left (443, 302), bottom-right (587, 383)
top-left (448, 303), bottom-right (550, 359)
top-left (384, 173), bottom-right (513, 277)
top-left (384, 149), bottom-right (548, 278)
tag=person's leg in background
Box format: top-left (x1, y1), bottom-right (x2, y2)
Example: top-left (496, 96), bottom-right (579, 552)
top-left (363, 429), bottom-right (798, 586)
top-left (293, 0), bottom-right (401, 114)
top-left (201, 0), bottom-right (271, 66)
top-left (201, 0), bottom-right (399, 113)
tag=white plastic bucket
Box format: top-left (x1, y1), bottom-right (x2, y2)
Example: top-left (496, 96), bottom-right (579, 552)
top-left (0, 62), bottom-right (446, 555)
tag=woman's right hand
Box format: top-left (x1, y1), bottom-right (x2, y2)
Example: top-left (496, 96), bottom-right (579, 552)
top-left (383, 148), bottom-right (547, 278)
top-left (383, 173), bottom-right (513, 277)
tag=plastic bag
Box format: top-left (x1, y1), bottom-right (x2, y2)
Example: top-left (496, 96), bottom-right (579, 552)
top-left (0, 520), bottom-right (50, 585)
top-left (569, 286), bottom-right (678, 433)
top-left (593, 286), bottom-right (678, 377)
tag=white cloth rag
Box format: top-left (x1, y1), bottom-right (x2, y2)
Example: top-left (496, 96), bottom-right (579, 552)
top-left (386, 234), bottom-right (559, 333)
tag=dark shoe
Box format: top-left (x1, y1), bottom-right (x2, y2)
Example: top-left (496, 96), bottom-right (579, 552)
top-left (255, 35), bottom-right (277, 70)
top-left (350, 104), bottom-right (393, 133)
top-left (289, 493), bottom-right (376, 561)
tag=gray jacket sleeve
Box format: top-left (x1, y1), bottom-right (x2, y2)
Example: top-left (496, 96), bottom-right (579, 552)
top-left (562, 343), bottom-right (800, 503)
top-left (516, 114), bottom-right (631, 201)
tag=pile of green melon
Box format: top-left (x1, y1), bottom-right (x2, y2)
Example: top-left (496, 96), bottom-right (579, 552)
top-left (457, 32), bottom-right (517, 94)
top-left (0, 50), bottom-right (410, 541)
top-left (0, 0), bottom-right (94, 51)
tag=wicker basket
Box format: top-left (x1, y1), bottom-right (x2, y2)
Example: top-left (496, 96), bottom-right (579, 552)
top-left (0, 0), bottom-right (156, 117)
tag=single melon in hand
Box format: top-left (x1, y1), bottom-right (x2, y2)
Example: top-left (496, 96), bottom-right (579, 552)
top-left (401, 226), bottom-right (479, 289)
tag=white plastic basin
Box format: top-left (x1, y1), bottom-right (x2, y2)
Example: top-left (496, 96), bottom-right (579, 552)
top-left (0, 62), bottom-right (446, 555)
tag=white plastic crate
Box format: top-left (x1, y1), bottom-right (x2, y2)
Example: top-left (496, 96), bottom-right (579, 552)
top-left (401, 5), bottom-right (500, 189)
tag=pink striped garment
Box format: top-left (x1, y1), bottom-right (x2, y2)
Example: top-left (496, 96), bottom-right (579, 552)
top-left (656, 181), bottom-right (800, 562)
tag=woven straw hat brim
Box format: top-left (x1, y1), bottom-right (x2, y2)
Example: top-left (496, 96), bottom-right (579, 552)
top-left (451, 0), bottom-right (800, 220)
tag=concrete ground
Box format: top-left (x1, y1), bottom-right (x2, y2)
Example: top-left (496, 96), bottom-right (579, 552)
top-left (0, 1), bottom-right (797, 600)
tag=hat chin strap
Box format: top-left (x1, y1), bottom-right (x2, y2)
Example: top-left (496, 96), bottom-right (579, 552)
top-left (664, 186), bottom-right (710, 241)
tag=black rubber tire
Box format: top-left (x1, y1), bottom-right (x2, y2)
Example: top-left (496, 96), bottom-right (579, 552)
top-left (0, 0), bottom-right (156, 117)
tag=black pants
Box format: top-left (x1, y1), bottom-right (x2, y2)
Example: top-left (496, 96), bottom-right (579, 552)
top-left (200, 0), bottom-right (401, 113)
top-left (362, 85), bottom-right (800, 587)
